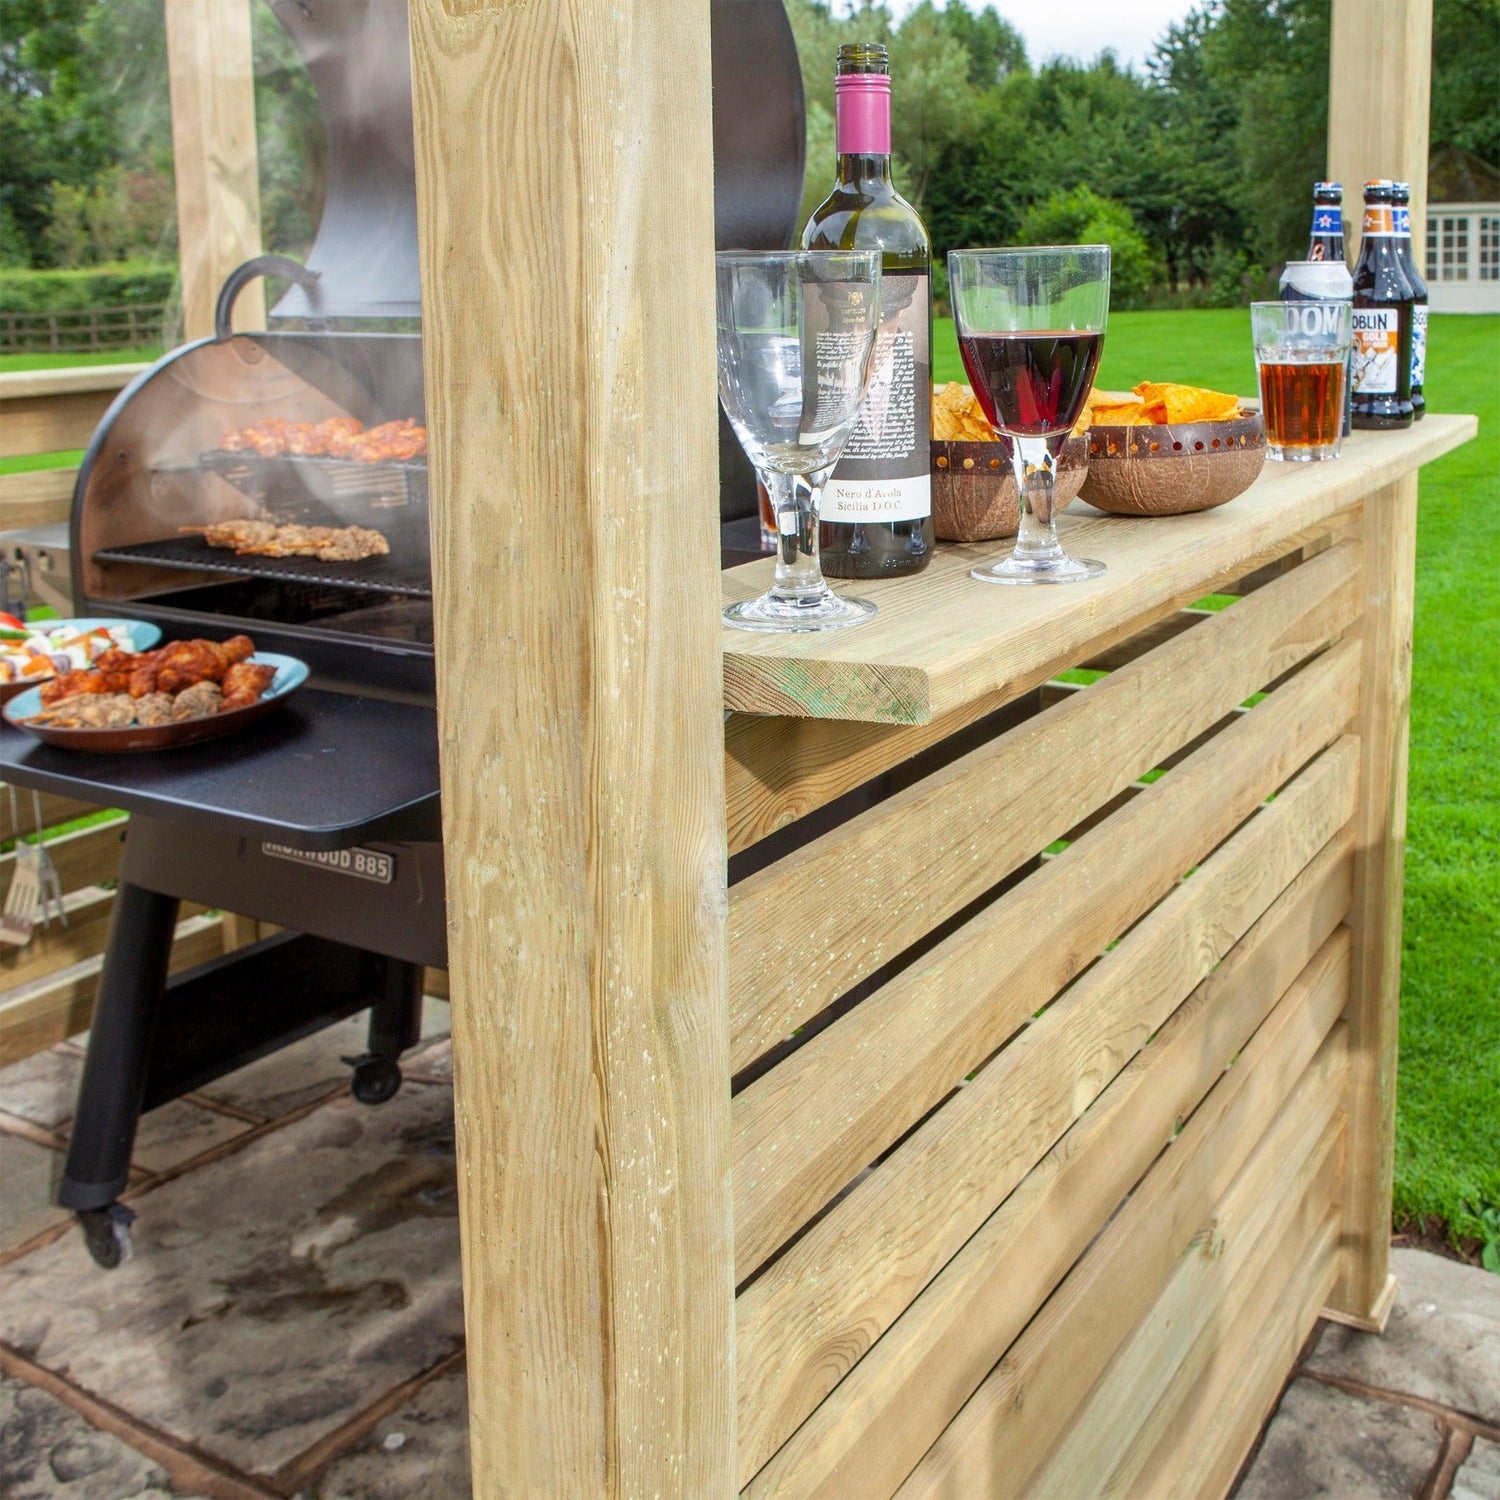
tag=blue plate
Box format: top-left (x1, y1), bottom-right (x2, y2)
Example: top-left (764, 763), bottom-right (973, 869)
top-left (0, 618), bottom-right (164, 703)
top-left (3, 651), bottom-right (310, 753)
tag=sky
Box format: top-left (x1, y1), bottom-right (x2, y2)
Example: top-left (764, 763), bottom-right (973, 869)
top-left (889, 0), bottom-right (1202, 72)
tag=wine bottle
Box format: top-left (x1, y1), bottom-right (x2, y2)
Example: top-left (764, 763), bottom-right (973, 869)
top-left (802, 42), bottom-right (934, 579)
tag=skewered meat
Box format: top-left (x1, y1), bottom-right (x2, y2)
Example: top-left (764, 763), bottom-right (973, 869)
top-left (284, 416), bottom-right (365, 457)
top-left (220, 418), bottom-right (298, 457)
top-left (348, 419), bottom-right (427, 463)
top-left (219, 660), bottom-right (277, 712)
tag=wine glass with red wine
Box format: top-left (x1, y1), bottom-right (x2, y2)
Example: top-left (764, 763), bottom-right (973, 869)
top-left (947, 246), bottom-right (1110, 585)
top-left (716, 250), bottom-right (883, 631)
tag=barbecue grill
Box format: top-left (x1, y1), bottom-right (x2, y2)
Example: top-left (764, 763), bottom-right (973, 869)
top-left (0, 0), bottom-right (802, 1266)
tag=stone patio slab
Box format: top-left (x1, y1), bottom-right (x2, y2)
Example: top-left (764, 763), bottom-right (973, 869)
top-left (1306, 1247), bottom-right (1500, 1422)
top-left (0, 1083), bottom-right (463, 1479)
top-left (0, 1133), bottom-right (70, 1253)
top-left (1235, 1375), bottom-right (1446, 1499)
top-left (298, 1361), bottom-right (469, 1499)
top-left (1452, 1435), bottom-right (1500, 1500)
top-left (0, 1371), bottom-right (206, 1500)
top-left (0, 1048), bottom-right (82, 1132)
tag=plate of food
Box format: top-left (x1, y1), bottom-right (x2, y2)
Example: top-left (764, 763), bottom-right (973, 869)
top-left (1078, 382), bottom-right (1267, 516)
top-left (0, 618), bottom-right (163, 705)
top-left (2, 635), bottom-right (308, 752)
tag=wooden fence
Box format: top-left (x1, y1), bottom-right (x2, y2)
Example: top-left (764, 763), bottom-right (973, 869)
top-left (0, 306), bottom-right (169, 356)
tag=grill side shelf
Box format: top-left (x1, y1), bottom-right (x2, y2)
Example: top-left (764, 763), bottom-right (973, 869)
top-left (92, 537), bottom-right (433, 599)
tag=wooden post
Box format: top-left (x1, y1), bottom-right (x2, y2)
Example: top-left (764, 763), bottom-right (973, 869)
top-left (407, 1), bottom-right (734, 1495)
top-left (164, 0), bottom-right (264, 340)
top-left (1326, 480), bottom-right (1418, 1331)
top-left (1327, 0), bottom-right (1434, 263)
top-left (1324, 0), bottom-right (1432, 1331)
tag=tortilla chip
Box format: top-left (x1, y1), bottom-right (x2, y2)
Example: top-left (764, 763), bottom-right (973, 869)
top-left (1089, 399), bottom-right (1153, 426)
top-left (1132, 381), bottom-right (1241, 423)
top-left (932, 382), bottom-right (997, 442)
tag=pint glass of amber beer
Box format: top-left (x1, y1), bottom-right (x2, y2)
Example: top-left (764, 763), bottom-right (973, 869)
top-left (1250, 300), bottom-right (1352, 462)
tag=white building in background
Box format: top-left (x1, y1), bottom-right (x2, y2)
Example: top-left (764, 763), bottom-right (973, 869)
top-left (1424, 146), bottom-right (1500, 313)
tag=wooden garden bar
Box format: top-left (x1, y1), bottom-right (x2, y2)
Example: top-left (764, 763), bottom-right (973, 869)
top-left (400, 0), bottom-right (1470, 1496)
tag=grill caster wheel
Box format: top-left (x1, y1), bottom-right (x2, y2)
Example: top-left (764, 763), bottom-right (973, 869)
top-left (347, 1054), bottom-right (402, 1106)
top-left (78, 1203), bottom-right (135, 1269)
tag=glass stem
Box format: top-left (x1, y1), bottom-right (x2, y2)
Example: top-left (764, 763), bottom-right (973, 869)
top-left (1009, 434), bottom-right (1067, 566)
top-left (766, 469), bottom-right (830, 602)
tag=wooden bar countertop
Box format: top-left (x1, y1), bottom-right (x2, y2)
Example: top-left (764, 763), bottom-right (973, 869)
top-left (722, 415), bottom-right (1476, 726)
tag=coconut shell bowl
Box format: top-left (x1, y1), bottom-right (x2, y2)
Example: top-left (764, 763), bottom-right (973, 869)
top-left (931, 433), bottom-right (1090, 542)
top-left (1078, 411), bottom-right (1267, 517)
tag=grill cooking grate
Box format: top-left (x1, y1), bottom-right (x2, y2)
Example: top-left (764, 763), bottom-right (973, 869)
top-left (92, 536), bottom-right (432, 599)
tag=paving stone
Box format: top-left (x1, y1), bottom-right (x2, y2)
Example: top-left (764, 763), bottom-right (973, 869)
top-left (0, 1083), bottom-right (463, 1479)
top-left (1234, 1376), bottom-right (1445, 1499)
top-left (124, 1099), bottom-right (257, 1177)
top-left (0, 1371), bottom-right (207, 1499)
top-left (1453, 1436), bottom-right (1500, 1500)
top-left (0, 1132), bottom-right (70, 1252)
top-left (299, 1361), bottom-right (470, 1499)
top-left (0, 1047), bottom-right (82, 1131)
top-left (200, 999), bottom-right (451, 1120)
top-left (1305, 1247), bottom-right (1500, 1422)
top-left (403, 1036), bottom-right (451, 1083)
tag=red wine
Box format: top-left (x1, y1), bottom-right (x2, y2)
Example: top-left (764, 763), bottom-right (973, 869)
top-left (958, 330), bottom-right (1102, 437)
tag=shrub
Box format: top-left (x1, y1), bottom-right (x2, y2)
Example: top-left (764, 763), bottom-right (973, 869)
top-left (0, 262), bottom-right (177, 314)
top-left (1015, 186), bottom-right (1165, 310)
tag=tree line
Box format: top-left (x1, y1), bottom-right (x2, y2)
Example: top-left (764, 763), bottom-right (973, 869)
top-left (2, 0), bottom-right (1497, 309)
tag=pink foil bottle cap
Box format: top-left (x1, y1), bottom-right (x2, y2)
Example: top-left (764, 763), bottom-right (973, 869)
top-left (835, 71), bottom-right (891, 155)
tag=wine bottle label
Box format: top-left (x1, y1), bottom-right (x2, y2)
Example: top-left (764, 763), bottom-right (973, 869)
top-left (1362, 204), bottom-right (1396, 236)
top-left (823, 271), bottom-right (931, 522)
top-left (1351, 307), bottom-right (1400, 394)
top-left (1411, 304), bottom-right (1428, 384)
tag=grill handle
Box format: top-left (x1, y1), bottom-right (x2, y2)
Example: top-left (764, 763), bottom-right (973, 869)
top-left (215, 256), bottom-right (322, 341)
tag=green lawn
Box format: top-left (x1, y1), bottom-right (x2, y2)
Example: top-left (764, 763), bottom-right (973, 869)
top-left (947, 308), bottom-right (1498, 1249)
top-left (0, 348), bottom-right (160, 373)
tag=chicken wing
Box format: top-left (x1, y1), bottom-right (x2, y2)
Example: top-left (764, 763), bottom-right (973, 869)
top-left (219, 660), bottom-right (277, 712)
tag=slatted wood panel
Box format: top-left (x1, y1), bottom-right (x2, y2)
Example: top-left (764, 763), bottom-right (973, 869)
top-left (0, 469), bottom-right (77, 530)
top-left (727, 525), bottom-right (1370, 1500)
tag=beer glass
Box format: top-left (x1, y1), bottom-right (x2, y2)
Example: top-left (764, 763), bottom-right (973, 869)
top-left (1279, 260), bottom-right (1354, 436)
top-left (717, 250), bottom-right (882, 631)
top-left (1251, 300), bottom-right (1353, 463)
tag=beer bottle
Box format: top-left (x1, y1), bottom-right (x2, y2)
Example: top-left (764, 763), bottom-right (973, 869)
top-left (1391, 181), bottom-right (1429, 420)
top-left (1307, 181), bottom-right (1347, 265)
top-left (1350, 180), bottom-right (1414, 429)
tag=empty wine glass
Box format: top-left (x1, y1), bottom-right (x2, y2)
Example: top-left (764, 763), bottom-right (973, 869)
top-left (948, 245), bottom-right (1110, 584)
top-left (717, 250), bottom-right (882, 631)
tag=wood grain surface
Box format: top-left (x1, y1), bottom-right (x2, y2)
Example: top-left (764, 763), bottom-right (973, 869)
top-left (731, 636), bottom-right (1359, 1278)
top-left (1329, 476), bottom-right (1420, 1325)
top-left (742, 839), bottom-right (1353, 1498)
top-left (727, 542), bottom-right (1361, 1071)
top-left (722, 418), bottom-right (1472, 724)
top-left (734, 741), bottom-right (1357, 1485)
top-left (894, 962), bottom-right (1350, 1499)
top-left (163, 0), bottom-right (264, 341)
top-left (407, 1), bottom-right (734, 1495)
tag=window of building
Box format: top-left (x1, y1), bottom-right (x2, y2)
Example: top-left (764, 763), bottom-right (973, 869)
top-left (1426, 220), bottom-right (1439, 280)
top-left (1437, 215), bottom-right (1470, 281)
top-left (1480, 216), bottom-right (1500, 281)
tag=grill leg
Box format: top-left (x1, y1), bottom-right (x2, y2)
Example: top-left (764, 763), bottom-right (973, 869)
top-left (59, 884), bottom-right (180, 1214)
top-left (347, 958), bottom-right (424, 1105)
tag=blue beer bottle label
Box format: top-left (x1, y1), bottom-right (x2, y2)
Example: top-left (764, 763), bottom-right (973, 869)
top-left (1311, 204), bottom-right (1343, 239)
top-left (1393, 205), bottom-right (1411, 236)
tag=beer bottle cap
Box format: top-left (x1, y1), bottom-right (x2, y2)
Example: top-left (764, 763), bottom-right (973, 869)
top-left (1363, 179), bottom-right (1393, 198)
top-left (1315, 181), bottom-right (1342, 195)
top-left (1391, 181), bottom-right (1411, 200)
